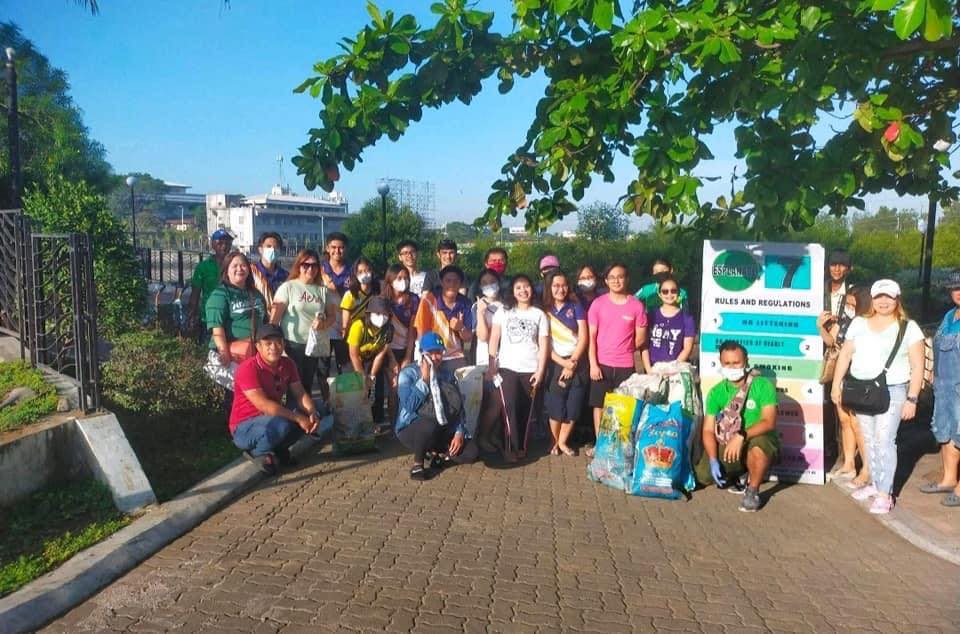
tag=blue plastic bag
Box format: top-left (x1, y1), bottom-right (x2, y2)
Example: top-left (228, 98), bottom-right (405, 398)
top-left (587, 393), bottom-right (644, 491)
top-left (628, 401), bottom-right (695, 499)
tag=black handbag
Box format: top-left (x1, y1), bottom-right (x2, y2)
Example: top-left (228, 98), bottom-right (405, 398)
top-left (841, 320), bottom-right (906, 415)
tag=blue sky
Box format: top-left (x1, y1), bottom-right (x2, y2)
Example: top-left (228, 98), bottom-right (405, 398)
top-left (3, 0), bottom-right (952, 231)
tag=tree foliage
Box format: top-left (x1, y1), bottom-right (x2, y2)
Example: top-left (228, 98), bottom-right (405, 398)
top-left (294, 0), bottom-right (960, 237)
top-left (576, 200), bottom-right (629, 240)
top-left (444, 220), bottom-right (480, 242)
top-left (342, 196), bottom-right (439, 272)
top-left (0, 22), bottom-right (112, 204)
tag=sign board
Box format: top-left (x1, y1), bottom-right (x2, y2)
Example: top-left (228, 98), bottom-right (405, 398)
top-left (700, 240), bottom-right (826, 484)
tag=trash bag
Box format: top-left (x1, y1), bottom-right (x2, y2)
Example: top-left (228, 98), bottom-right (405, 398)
top-left (329, 372), bottom-right (376, 455)
top-left (628, 401), bottom-right (695, 500)
top-left (615, 373), bottom-right (668, 404)
top-left (454, 365), bottom-right (485, 439)
top-left (587, 393), bottom-right (644, 491)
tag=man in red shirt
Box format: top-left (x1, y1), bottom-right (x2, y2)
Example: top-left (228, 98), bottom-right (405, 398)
top-left (230, 323), bottom-right (320, 475)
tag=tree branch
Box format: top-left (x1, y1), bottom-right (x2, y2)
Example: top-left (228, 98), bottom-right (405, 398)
top-left (882, 36), bottom-right (960, 60)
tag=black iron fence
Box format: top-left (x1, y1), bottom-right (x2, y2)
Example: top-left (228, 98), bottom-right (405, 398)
top-left (0, 209), bottom-right (100, 412)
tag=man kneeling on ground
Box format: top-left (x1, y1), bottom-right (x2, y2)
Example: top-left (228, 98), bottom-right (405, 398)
top-left (695, 340), bottom-right (780, 512)
top-left (231, 323), bottom-right (323, 475)
top-left (395, 332), bottom-right (478, 480)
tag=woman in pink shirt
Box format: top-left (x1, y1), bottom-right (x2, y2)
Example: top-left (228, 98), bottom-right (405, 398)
top-left (586, 263), bottom-right (647, 456)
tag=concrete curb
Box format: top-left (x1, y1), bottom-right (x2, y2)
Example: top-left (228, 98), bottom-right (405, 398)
top-left (0, 444), bottom-right (282, 633)
top-left (830, 479), bottom-right (960, 567)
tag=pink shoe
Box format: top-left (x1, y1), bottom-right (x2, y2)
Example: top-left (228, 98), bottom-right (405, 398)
top-left (851, 484), bottom-right (878, 501)
top-left (869, 496), bottom-right (893, 514)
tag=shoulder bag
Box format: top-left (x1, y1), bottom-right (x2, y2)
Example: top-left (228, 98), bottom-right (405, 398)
top-left (715, 371), bottom-right (757, 445)
top-left (841, 320), bottom-right (906, 415)
top-left (228, 290), bottom-right (258, 362)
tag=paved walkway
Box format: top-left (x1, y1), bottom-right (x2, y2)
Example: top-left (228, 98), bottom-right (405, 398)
top-left (46, 439), bottom-right (960, 633)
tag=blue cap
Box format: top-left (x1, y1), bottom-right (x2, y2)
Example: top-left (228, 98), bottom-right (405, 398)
top-left (420, 332), bottom-right (444, 353)
top-left (211, 228), bottom-right (233, 241)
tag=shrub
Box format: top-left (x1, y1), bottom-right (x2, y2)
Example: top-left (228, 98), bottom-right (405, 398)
top-left (0, 361), bottom-right (58, 432)
top-left (101, 330), bottom-right (222, 415)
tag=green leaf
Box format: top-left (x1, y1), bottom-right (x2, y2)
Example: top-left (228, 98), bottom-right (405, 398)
top-left (871, 0), bottom-right (898, 10)
top-left (366, 1), bottom-right (384, 29)
top-left (801, 6), bottom-right (821, 30)
top-left (592, 0), bottom-right (614, 30)
top-left (924, 0), bottom-right (953, 41)
top-left (893, 0), bottom-right (925, 39)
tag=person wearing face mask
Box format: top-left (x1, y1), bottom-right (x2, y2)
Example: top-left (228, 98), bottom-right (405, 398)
top-left (817, 285), bottom-right (872, 484)
top-left (413, 266), bottom-right (474, 372)
top-left (694, 341), bottom-right (780, 512)
top-left (469, 248), bottom-right (510, 300)
top-left (340, 257), bottom-right (380, 353)
top-left (347, 296), bottom-right (397, 429)
top-left (397, 240), bottom-right (439, 298)
top-left (574, 264), bottom-right (605, 311)
top-left (634, 257), bottom-right (689, 310)
top-left (472, 268), bottom-right (505, 453)
top-left (250, 232), bottom-right (289, 311)
top-left (381, 264), bottom-right (420, 420)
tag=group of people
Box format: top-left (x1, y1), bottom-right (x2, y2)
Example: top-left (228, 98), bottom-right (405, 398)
top-left (817, 250), bottom-right (960, 514)
top-left (183, 228), bottom-right (960, 516)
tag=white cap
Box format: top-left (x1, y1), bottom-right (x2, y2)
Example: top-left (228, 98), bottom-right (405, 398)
top-left (870, 279), bottom-right (901, 298)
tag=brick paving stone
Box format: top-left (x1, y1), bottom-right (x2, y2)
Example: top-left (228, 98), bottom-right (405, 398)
top-left (40, 437), bottom-right (960, 633)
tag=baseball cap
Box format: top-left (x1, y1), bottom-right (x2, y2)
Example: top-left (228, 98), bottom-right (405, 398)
top-left (211, 228), bottom-right (234, 242)
top-left (943, 270), bottom-right (960, 290)
top-left (828, 250), bottom-right (851, 266)
top-left (367, 296), bottom-right (389, 315)
top-left (539, 255), bottom-right (560, 270)
top-left (255, 323), bottom-right (284, 342)
top-left (870, 279), bottom-right (901, 298)
top-left (420, 332), bottom-right (444, 353)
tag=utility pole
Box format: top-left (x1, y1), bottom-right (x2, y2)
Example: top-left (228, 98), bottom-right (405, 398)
top-left (920, 196), bottom-right (937, 321)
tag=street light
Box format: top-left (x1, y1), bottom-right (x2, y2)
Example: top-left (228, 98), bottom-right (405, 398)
top-left (6, 47), bottom-right (22, 209)
top-left (377, 180), bottom-right (390, 266)
top-left (125, 175), bottom-right (138, 248)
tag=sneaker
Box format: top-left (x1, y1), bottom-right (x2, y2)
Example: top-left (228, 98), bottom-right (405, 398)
top-left (869, 496), bottom-right (894, 514)
top-left (409, 465), bottom-right (435, 481)
top-left (739, 487), bottom-right (761, 512)
top-left (274, 446), bottom-right (297, 467)
top-left (727, 474), bottom-right (748, 495)
top-left (243, 450), bottom-right (278, 476)
top-left (851, 484), bottom-right (879, 501)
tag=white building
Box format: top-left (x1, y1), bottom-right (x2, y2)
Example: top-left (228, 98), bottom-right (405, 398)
top-left (206, 185), bottom-right (349, 251)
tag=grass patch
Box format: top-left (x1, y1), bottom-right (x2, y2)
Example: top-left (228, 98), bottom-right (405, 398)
top-left (112, 407), bottom-right (239, 503)
top-left (0, 478), bottom-right (130, 597)
top-left (0, 361), bottom-right (58, 433)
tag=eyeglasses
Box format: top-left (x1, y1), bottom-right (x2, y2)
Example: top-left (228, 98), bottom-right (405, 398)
top-left (660, 288), bottom-right (679, 296)
top-left (301, 261), bottom-right (319, 269)
top-left (399, 250), bottom-right (416, 257)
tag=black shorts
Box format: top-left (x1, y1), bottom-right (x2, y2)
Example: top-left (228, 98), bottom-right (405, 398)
top-left (588, 364), bottom-right (635, 408)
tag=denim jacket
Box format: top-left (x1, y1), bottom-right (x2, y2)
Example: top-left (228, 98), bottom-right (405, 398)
top-left (394, 363), bottom-right (467, 437)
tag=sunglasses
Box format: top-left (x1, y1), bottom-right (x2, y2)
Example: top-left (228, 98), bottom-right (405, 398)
top-left (300, 261), bottom-right (319, 269)
top-left (660, 288), bottom-right (679, 296)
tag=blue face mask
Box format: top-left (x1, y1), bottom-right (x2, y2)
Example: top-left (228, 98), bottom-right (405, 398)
top-left (263, 247), bottom-right (278, 265)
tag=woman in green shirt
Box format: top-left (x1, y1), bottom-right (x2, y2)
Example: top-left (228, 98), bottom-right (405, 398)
top-left (206, 251), bottom-right (268, 378)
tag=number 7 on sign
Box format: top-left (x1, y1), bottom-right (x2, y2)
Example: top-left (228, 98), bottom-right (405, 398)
top-left (763, 255), bottom-right (811, 290)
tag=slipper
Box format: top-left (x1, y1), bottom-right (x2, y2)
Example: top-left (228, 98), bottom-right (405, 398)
top-left (550, 447), bottom-right (561, 456)
top-left (827, 469), bottom-right (855, 482)
top-left (920, 482), bottom-right (956, 494)
top-left (559, 446), bottom-right (578, 457)
top-left (941, 492), bottom-right (960, 507)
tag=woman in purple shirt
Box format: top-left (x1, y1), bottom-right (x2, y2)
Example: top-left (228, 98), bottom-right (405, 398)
top-left (640, 275), bottom-right (696, 373)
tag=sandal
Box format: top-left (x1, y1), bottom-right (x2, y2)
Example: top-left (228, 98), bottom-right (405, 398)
top-left (920, 481), bottom-right (956, 494)
top-left (410, 465), bottom-right (435, 481)
top-left (559, 445), bottom-right (578, 457)
top-left (550, 446), bottom-right (561, 456)
top-left (941, 492), bottom-right (960, 507)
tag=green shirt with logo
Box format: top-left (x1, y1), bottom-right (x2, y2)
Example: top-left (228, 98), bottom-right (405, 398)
top-left (191, 258), bottom-right (222, 324)
top-left (705, 375), bottom-right (779, 445)
top-left (205, 284), bottom-right (267, 350)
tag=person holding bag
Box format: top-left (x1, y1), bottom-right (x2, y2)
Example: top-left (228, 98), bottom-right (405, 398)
top-left (270, 249), bottom-right (338, 398)
top-left (831, 279), bottom-right (925, 514)
top-left (205, 251), bottom-right (268, 392)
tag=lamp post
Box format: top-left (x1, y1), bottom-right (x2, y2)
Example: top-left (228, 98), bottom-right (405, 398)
top-left (6, 48), bottom-right (22, 209)
top-left (377, 181), bottom-right (390, 266)
top-left (125, 175), bottom-right (138, 248)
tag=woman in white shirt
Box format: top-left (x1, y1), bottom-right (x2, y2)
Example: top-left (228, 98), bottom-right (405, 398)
top-left (486, 274), bottom-right (549, 462)
top-left (831, 279), bottom-right (925, 514)
top-left (473, 268), bottom-right (504, 453)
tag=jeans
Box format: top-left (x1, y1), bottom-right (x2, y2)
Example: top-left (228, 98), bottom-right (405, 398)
top-left (232, 415), bottom-right (304, 457)
top-left (856, 382), bottom-right (907, 496)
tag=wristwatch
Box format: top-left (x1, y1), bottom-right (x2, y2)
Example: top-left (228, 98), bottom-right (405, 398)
top-left (906, 395), bottom-right (918, 404)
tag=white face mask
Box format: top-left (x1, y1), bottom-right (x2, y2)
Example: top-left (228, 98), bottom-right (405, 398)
top-left (357, 272), bottom-right (373, 285)
top-left (481, 284), bottom-right (499, 299)
top-left (262, 247), bottom-right (278, 264)
top-left (392, 278), bottom-right (409, 293)
top-left (844, 307), bottom-right (856, 319)
top-left (370, 313), bottom-right (388, 328)
top-left (578, 279), bottom-right (596, 290)
top-left (720, 366), bottom-right (746, 382)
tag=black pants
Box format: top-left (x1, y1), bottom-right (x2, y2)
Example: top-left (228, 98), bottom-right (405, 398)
top-left (397, 416), bottom-right (479, 465)
top-left (285, 341), bottom-right (320, 396)
top-left (498, 368), bottom-right (535, 452)
top-left (362, 358), bottom-right (387, 424)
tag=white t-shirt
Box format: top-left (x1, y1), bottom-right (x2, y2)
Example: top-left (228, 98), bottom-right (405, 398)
top-left (492, 305), bottom-right (549, 373)
top-left (274, 280), bottom-right (330, 345)
top-left (846, 317), bottom-right (923, 384)
top-left (473, 299), bottom-right (502, 367)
